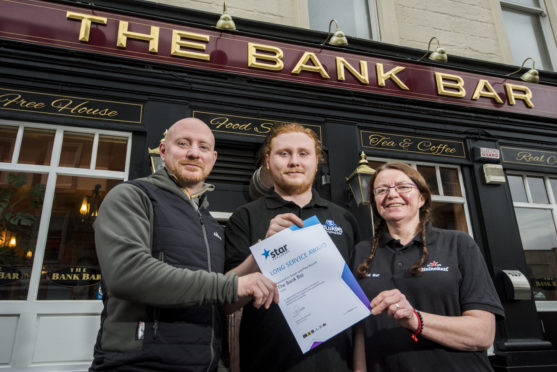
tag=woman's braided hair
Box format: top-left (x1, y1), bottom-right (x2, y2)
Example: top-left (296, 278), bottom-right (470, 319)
top-left (356, 162), bottom-right (432, 278)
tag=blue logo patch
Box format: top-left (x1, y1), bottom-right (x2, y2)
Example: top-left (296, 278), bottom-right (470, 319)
top-left (323, 219), bottom-right (343, 235)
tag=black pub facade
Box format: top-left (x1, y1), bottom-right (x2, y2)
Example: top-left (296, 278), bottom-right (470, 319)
top-left (0, 0), bottom-right (556, 370)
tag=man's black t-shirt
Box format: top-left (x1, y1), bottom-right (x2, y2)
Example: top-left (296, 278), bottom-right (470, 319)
top-left (225, 189), bottom-right (360, 372)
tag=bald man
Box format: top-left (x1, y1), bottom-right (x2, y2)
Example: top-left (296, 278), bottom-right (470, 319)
top-left (90, 118), bottom-right (278, 372)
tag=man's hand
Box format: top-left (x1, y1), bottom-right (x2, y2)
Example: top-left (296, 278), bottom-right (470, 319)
top-left (265, 213), bottom-right (304, 238)
top-left (237, 273), bottom-right (279, 309)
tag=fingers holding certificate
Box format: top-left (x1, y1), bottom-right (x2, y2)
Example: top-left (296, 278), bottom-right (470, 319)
top-left (250, 215), bottom-right (371, 354)
top-left (265, 213), bottom-right (305, 238)
top-left (237, 272), bottom-right (279, 309)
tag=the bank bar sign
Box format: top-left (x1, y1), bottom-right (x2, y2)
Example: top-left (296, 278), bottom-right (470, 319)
top-left (2, 0), bottom-right (557, 120)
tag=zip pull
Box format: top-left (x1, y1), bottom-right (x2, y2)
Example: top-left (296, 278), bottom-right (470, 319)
top-left (153, 318), bottom-right (159, 338)
top-left (152, 251), bottom-right (164, 339)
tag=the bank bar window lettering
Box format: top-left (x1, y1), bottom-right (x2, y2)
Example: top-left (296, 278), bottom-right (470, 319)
top-left (368, 158), bottom-right (472, 234)
top-left (507, 173), bottom-right (557, 306)
top-left (0, 121), bottom-right (131, 301)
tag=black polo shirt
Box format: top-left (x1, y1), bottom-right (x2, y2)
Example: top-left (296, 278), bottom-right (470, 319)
top-left (353, 225), bottom-right (505, 372)
top-left (225, 189), bottom-right (360, 372)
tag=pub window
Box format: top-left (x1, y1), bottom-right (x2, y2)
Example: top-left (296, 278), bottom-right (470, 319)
top-left (368, 158), bottom-right (472, 234)
top-left (308, 0), bottom-right (380, 41)
top-left (507, 172), bottom-right (557, 308)
top-left (0, 120), bottom-right (130, 301)
top-left (500, 0), bottom-right (557, 71)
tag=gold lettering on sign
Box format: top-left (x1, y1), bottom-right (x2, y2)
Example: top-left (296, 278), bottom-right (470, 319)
top-left (365, 131), bottom-right (462, 157)
top-left (117, 21), bottom-right (160, 53)
top-left (0, 272), bottom-right (20, 280)
top-left (435, 72), bottom-right (466, 98)
top-left (399, 138), bottom-right (413, 149)
top-left (505, 83), bottom-right (534, 108)
top-left (51, 272), bottom-right (101, 281)
top-left (209, 117), bottom-right (253, 131)
top-left (254, 122), bottom-right (273, 134)
top-left (207, 117), bottom-right (274, 135)
top-left (376, 64), bottom-right (409, 90)
top-left (369, 134), bottom-right (396, 147)
top-left (291, 52), bottom-right (330, 79)
top-left (171, 30), bottom-right (210, 61)
top-left (516, 151), bottom-right (545, 163)
top-left (66, 11), bottom-right (108, 42)
top-left (0, 93), bottom-right (46, 109)
top-left (516, 151), bottom-right (544, 163)
top-left (51, 99), bottom-right (118, 117)
top-left (247, 43), bottom-right (284, 71)
top-left (336, 57), bottom-right (369, 85)
top-left (417, 141), bottom-right (457, 155)
top-left (472, 79), bottom-right (504, 104)
top-left (548, 156), bottom-right (557, 165)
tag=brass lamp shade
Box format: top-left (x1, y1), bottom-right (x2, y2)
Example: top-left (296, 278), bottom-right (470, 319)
top-left (429, 47), bottom-right (447, 62)
top-left (216, 2), bottom-right (236, 30)
top-left (507, 57), bottom-right (539, 84)
top-left (521, 68), bottom-right (539, 83)
top-left (322, 19), bottom-right (348, 46)
top-left (418, 37), bottom-right (448, 63)
top-left (346, 152), bottom-right (376, 205)
top-left (329, 30), bottom-right (348, 46)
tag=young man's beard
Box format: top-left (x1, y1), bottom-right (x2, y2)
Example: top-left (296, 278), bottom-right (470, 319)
top-left (273, 176), bottom-right (314, 196)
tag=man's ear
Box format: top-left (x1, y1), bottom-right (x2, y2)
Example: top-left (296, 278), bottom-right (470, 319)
top-left (212, 150), bottom-right (218, 167)
top-left (159, 142), bottom-right (166, 161)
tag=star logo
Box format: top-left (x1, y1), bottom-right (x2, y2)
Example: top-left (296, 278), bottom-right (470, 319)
top-left (262, 249), bottom-right (270, 259)
top-left (431, 261), bottom-right (439, 266)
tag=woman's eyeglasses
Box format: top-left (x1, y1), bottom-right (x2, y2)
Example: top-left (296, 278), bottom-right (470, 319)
top-left (373, 183), bottom-right (417, 197)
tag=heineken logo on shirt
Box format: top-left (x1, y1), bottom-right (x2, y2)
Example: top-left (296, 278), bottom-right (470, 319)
top-left (422, 260), bottom-right (449, 272)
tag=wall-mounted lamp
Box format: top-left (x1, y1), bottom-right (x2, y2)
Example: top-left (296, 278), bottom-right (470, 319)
top-left (322, 19), bottom-right (348, 47)
top-left (148, 129), bottom-right (168, 174)
top-left (506, 57), bottom-right (539, 83)
top-left (215, 1), bottom-right (236, 30)
top-left (79, 184), bottom-right (101, 221)
top-left (418, 37), bottom-right (448, 62)
top-left (346, 152), bottom-right (376, 205)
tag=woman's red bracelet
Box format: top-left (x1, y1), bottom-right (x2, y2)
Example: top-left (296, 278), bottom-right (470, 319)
top-left (410, 309), bottom-right (423, 342)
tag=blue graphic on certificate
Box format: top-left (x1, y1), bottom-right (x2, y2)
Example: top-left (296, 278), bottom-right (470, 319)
top-left (250, 215), bottom-right (371, 353)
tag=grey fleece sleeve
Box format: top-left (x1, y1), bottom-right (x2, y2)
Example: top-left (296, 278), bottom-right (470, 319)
top-left (94, 183), bottom-right (238, 307)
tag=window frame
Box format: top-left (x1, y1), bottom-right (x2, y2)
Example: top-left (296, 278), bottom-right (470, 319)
top-left (0, 119), bottom-right (132, 302)
top-left (506, 171), bottom-right (557, 312)
top-left (308, 0), bottom-right (381, 41)
top-left (500, 0), bottom-right (557, 71)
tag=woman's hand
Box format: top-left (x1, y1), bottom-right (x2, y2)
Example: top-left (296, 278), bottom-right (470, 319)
top-left (370, 289), bottom-right (419, 332)
top-left (370, 289), bottom-right (496, 351)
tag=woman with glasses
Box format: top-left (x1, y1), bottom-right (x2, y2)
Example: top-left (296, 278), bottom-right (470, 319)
top-left (353, 162), bottom-right (504, 372)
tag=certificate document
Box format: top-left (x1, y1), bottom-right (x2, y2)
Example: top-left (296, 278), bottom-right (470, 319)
top-left (250, 215), bottom-right (371, 353)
